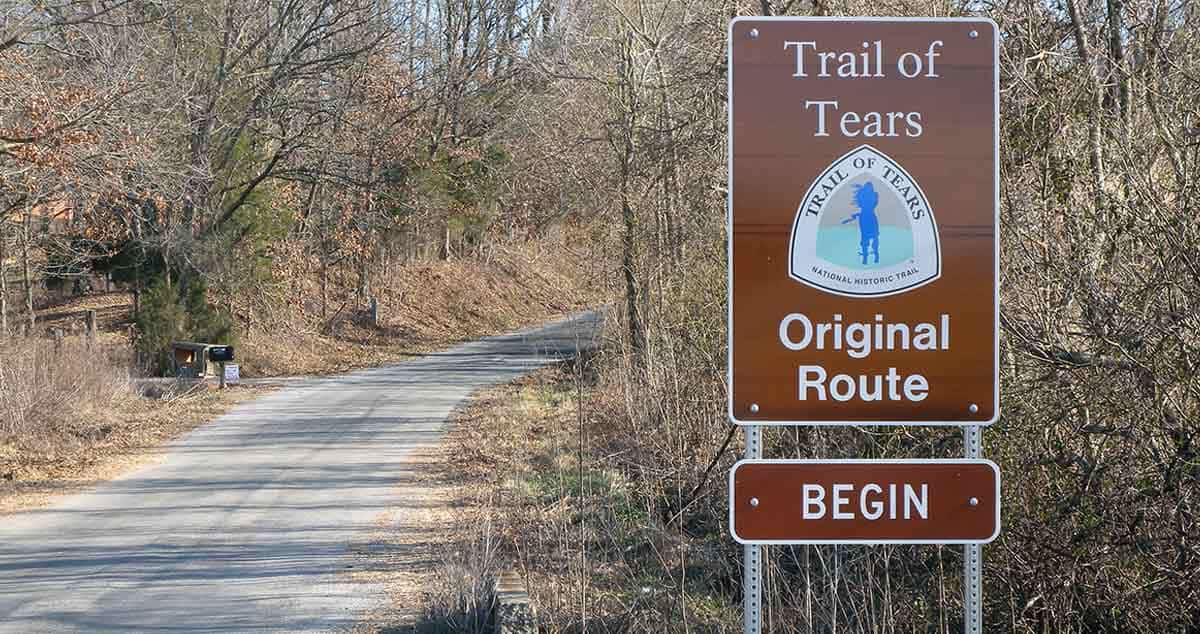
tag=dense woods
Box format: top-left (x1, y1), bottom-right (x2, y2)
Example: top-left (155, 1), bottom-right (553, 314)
top-left (3, 0), bottom-right (1200, 632)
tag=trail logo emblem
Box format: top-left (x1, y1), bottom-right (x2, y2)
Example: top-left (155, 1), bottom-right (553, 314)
top-left (789, 145), bottom-right (941, 298)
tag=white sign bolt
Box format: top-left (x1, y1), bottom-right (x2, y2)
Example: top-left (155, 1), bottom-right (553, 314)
top-left (750, 497), bottom-right (760, 508)
top-left (749, 403), bottom-right (760, 414)
top-left (969, 29), bottom-right (979, 39)
top-left (969, 497), bottom-right (980, 507)
top-left (749, 28), bottom-right (759, 39)
top-left (968, 403), bottom-right (979, 414)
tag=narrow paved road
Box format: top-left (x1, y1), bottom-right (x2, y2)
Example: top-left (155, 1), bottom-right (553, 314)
top-left (0, 312), bottom-right (601, 633)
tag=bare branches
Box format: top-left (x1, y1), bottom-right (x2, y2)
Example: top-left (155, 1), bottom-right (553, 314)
top-left (0, 0), bottom-right (140, 55)
top-left (1064, 0), bottom-right (1109, 222)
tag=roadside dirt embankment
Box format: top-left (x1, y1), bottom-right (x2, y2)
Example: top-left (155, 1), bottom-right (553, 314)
top-left (0, 245), bottom-right (600, 516)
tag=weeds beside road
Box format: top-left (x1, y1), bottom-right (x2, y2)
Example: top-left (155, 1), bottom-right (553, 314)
top-left (0, 337), bottom-right (267, 514)
top-left (398, 357), bottom-right (738, 633)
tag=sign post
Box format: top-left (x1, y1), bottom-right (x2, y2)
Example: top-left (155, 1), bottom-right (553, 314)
top-left (208, 346), bottom-right (236, 390)
top-left (742, 425), bottom-right (762, 634)
top-left (727, 16), bottom-right (1001, 633)
top-left (963, 425), bottom-right (984, 633)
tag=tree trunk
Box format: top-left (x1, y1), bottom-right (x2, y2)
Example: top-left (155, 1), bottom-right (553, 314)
top-left (1106, 0), bottom-right (1129, 125)
top-left (1065, 0), bottom-right (1109, 272)
top-left (20, 210), bottom-right (34, 331)
top-left (617, 31), bottom-right (644, 361)
top-left (655, 55), bottom-right (683, 265)
top-left (86, 309), bottom-right (98, 345)
top-left (540, 1), bottom-right (554, 39)
top-left (0, 220), bottom-right (8, 337)
top-left (163, 249), bottom-right (171, 288)
top-left (320, 247), bottom-right (329, 322)
top-left (133, 215), bottom-right (142, 319)
top-left (622, 161), bottom-right (643, 360)
top-left (407, 0), bottom-right (418, 77)
top-left (357, 250), bottom-right (368, 302)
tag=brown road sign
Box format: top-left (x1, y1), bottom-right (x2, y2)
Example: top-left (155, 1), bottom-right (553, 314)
top-left (727, 18), bottom-right (999, 425)
top-left (729, 459), bottom-right (1000, 544)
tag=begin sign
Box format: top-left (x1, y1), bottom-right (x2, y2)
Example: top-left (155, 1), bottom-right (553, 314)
top-left (728, 17), bottom-right (999, 425)
top-left (729, 459), bottom-right (1000, 544)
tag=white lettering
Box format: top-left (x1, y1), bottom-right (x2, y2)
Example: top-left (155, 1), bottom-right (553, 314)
top-left (779, 314), bottom-right (950, 358)
top-left (925, 40), bottom-right (943, 77)
top-left (904, 483), bottom-right (929, 520)
top-left (830, 374), bottom-right (855, 401)
top-left (886, 322), bottom-right (910, 350)
top-left (905, 111), bottom-right (923, 137)
top-left (859, 374), bottom-right (883, 401)
top-left (845, 323), bottom-right (870, 358)
top-left (913, 323), bottom-right (937, 350)
top-left (784, 41), bottom-right (818, 77)
top-left (897, 51), bottom-right (922, 78)
top-left (903, 374), bottom-right (929, 402)
top-left (803, 484), bottom-right (826, 519)
top-left (840, 110), bottom-right (861, 137)
top-left (796, 367), bottom-right (930, 403)
top-left (799, 365), bottom-right (827, 401)
top-left (818, 51), bottom-right (837, 76)
top-left (860, 483), bottom-right (884, 520)
top-left (886, 367), bottom-right (903, 400)
top-left (836, 51), bottom-right (858, 78)
top-left (832, 484), bottom-right (854, 519)
top-left (779, 313), bottom-right (813, 351)
top-left (802, 483), bottom-right (926, 521)
top-left (805, 100), bottom-right (838, 137)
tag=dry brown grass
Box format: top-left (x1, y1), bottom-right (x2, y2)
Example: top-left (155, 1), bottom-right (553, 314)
top-left (381, 359), bottom-right (738, 633)
top-left (0, 337), bottom-right (268, 514)
top-left (0, 337), bottom-right (131, 439)
top-left (237, 244), bottom-right (600, 378)
top-left (413, 515), bottom-right (502, 633)
top-left (350, 369), bottom-right (565, 633)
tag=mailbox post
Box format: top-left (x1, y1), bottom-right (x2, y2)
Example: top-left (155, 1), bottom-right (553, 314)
top-left (208, 345), bottom-right (236, 389)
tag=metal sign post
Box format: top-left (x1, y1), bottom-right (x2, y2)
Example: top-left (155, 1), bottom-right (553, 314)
top-left (742, 424), bottom-right (762, 634)
top-left (963, 424), bottom-right (984, 633)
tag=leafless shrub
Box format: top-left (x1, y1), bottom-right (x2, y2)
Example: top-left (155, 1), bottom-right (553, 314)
top-left (419, 513), bottom-right (502, 634)
top-left (0, 337), bottom-right (132, 439)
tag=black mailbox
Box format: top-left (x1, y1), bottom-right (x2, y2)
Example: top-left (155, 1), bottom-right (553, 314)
top-left (208, 346), bottom-right (235, 362)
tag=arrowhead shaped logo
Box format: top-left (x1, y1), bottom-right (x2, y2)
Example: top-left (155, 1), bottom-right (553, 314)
top-left (788, 145), bottom-right (941, 298)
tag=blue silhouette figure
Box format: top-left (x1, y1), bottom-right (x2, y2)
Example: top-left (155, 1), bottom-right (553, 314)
top-left (840, 181), bottom-right (881, 265)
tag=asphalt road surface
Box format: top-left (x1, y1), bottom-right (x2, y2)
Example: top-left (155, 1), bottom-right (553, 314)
top-left (0, 311), bottom-right (601, 633)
